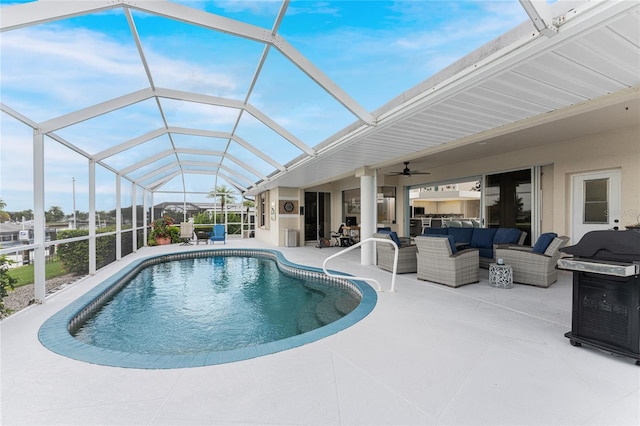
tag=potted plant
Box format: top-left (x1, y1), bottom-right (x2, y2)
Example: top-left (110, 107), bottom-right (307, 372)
top-left (149, 216), bottom-right (175, 245)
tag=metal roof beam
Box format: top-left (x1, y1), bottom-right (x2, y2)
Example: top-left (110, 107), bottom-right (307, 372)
top-left (157, 89), bottom-right (313, 155)
top-left (274, 36), bottom-right (375, 125)
top-left (136, 163), bottom-right (179, 185)
top-left (129, 0), bottom-right (275, 44)
top-left (168, 127), bottom-right (232, 139)
top-left (243, 104), bottom-right (315, 156)
top-left (180, 161), bottom-right (255, 187)
top-left (519, 0), bottom-right (558, 37)
top-left (0, 0), bottom-right (116, 32)
top-left (176, 149), bottom-right (267, 181)
top-left (39, 89), bottom-right (152, 133)
top-left (147, 170), bottom-right (181, 192)
top-left (232, 135), bottom-right (285, 172)
top-left (93, 127), bottom-right (166, 161)
top-left (118, 149), bottom-right (175, 176)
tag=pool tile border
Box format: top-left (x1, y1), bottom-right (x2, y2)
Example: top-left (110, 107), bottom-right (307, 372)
top-left (38, 249), bottom-right (377, 369)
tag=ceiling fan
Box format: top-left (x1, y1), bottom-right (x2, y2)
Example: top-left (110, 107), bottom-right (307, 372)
top-left (387, 161), bottom-right (430, 177)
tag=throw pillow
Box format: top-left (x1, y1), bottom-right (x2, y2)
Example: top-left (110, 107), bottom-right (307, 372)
top-left (379, 230), bottom-right (402, 247)
top-left (470, 228), bottom-right (498, 249)
top-left (532, 232), bottom-right (558, 253)
top-left (494, 228), bottom-right (521, 244)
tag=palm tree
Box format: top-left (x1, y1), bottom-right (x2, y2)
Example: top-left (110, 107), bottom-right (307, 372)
top-left (206, 185), bottom-right (236, 223)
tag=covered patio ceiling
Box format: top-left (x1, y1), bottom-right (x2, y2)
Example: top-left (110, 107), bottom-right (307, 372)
top-left (1, 0), bottom-right (639, 200)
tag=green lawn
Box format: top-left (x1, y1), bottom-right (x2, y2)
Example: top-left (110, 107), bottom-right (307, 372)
top-left (7, 259), bottom-right (67, 288)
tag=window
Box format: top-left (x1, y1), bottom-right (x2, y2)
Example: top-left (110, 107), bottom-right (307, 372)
top-left (259, 192), bottom-right (269, 228)
top-left (377, 186), bottom-right (396, 224)
top-left (341, 186), bottom-right (396, 224)
top-left (583, 178), bottom-right (609, 224)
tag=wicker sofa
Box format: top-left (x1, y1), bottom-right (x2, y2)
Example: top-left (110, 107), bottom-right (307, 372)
top-left (373, 232), bottom-right (418, 274)
top-left (495, 233), bottom-right (569, 287)
top-left (422, 227), bottom-right (526, 268)
top-left (414, 235), bottom-right (479, 287)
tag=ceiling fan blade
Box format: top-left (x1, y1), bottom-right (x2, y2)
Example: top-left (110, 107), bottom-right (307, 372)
top-left (386, 161), bottom-right (430, 176)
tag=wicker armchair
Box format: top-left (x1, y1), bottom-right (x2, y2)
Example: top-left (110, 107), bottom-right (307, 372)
top-left (373, 232), bottom-right (417, 274)
top-left (414, 235), bottom-right (479, 287)
top-left (495, 235), bottom-right (569, 287)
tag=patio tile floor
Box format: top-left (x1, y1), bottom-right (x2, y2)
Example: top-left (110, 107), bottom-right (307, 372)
top-left (2, 238), bottom-right (638, 425)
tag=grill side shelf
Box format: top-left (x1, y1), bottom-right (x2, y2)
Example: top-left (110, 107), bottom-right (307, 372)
top-left (558, 259), bottom-right (639, 277)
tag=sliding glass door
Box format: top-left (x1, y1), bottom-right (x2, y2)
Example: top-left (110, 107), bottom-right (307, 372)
top-left (304, 192), bottom-right (331, 243)
top-left (484, 169), bottom-right (532, 245)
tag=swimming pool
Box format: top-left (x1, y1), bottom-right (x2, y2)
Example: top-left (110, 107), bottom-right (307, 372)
top-left (38, 249), bottom-right (377, 369)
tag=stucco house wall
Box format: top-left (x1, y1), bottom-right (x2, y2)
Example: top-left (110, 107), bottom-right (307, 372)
top-left (256, 123), bottom-right (638, 246)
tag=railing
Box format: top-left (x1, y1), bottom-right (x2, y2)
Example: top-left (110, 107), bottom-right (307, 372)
top-left (322, 237), bottom-right (399, 292)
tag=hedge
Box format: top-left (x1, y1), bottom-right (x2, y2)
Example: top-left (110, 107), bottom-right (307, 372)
top-left (56, 227), bottom-right (133, 274)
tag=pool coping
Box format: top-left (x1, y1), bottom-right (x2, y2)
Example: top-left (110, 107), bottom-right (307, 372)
top-left (38, 248), bottom-right (378, 369)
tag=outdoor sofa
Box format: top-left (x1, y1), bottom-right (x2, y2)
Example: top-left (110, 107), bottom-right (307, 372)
top-left (422, 226), bottom-right (526, 268)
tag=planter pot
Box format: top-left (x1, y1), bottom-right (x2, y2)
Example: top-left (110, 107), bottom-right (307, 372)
top-left (156, 237), bottom-right (171, 245)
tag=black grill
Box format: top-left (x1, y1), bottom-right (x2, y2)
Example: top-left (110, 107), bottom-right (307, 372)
top-left (558, 230), bottom-right (640, 365)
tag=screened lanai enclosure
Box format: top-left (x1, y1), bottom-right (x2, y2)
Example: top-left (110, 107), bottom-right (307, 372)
top-left (2, 0), bottom-right (639, 304)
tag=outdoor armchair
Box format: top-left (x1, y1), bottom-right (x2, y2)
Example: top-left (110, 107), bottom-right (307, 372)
top-left (494, 233), bottom-right (569, 287)
top-left (415, 235), bottom-right (479, 287)
top-left (373, 232), bottom-right (417, 274)
top-left (209, 224), bottom-right (226, 244)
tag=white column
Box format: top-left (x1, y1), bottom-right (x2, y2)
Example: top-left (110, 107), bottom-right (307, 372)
top-left (357, 167), bottom-right (376, 265)
top-left (115, 174), bottom-right (122, 261)
top-left (131, 183), bottom-right (137, 252)
top-left (88, 160), bottom-right (96, 274)
top-left (33, 130), bottom-right (46, 303)
top-left (143, 188), bottom-right (148, 246)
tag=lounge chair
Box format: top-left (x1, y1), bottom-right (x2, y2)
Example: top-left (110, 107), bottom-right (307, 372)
top-left (415, 235), bottom-right (479, 287)
top-left (209, 224), bottom-right (226, 244)
top-left (495, 233), bottom-right (569, 287)
top-left (179, 222), bottom-right (194, 245)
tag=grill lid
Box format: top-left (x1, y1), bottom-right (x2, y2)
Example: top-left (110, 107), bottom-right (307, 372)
top-left (560, 230), bottom-right (640, 263)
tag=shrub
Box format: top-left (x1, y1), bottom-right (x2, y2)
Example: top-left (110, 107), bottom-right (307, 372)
top-left (1, 255), bottom-right (18, 318)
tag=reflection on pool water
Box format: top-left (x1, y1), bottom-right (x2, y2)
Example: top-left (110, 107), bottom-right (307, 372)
top-left (39, 249), bottom-right (377, 369)
top-left (74, 256), bottom-right (360, 354)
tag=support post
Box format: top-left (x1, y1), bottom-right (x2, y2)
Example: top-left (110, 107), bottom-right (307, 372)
top-left (33, 130), bottom-right (46, 303)
top-left (357, 167), bottom-right (376, 265)
top-left (116, 174), bottom-right (122, 261)
top-left (88, 160), bottom-right (96, 274)
top-left (131, 183), bottom-right (137, 252)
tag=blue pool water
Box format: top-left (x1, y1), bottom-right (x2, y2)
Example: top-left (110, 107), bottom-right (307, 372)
top-left (38, 249), bottom-right (377, 369)
top-left (74, 256), bottom-right (358, 354)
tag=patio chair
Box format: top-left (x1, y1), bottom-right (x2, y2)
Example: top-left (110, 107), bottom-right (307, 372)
top-left (415, 235), bottom-right (479, 287)
top-left (209, 224), bottom-right (226, 244)
top-left (331, 224), bottom-right (345, 246)
top-left (373, 232), bottom-right (417, 273)
top-left (494, 233), bottom-right (569, 287)
top-left (179, 222), bottom-right (194, 246)
top-left (195, 230), bottom-right (209, 244)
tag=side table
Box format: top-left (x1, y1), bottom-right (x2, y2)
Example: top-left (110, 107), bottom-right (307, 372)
top-left (489, 263), bottom-right (513, 288)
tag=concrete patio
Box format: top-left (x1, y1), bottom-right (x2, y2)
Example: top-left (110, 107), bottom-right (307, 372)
top-left (1, 238), bottom-right (638, 425)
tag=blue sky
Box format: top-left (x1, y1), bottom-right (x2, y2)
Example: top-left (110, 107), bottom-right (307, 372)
top-left (0, 0), bottom-right (533, 215)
